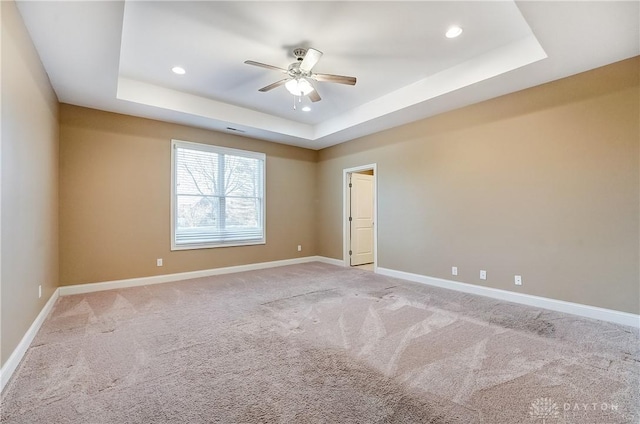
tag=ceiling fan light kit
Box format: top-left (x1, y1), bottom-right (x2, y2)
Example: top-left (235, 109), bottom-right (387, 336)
top-left (245, 47), bottom-right (357, 107)
top-left (285, 78), bottom-right (314, 96)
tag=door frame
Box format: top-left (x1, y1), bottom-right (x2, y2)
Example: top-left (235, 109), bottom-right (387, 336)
top-left (343, 164), bottom-right (378, 270)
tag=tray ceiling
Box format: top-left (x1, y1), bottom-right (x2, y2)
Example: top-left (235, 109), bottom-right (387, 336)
top-left (16, 1), bottom-right (640, 149)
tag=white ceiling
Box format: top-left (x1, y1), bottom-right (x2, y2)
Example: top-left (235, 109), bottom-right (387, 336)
top-left (15, 1), bottom-right (640, 150)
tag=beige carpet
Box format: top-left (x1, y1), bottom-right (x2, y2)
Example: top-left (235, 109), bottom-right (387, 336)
top-left (1, 262), bottom-right (638, 423)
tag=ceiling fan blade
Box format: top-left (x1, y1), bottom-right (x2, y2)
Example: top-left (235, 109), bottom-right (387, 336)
top-left (244, 60), bottom-right (287, 73)
top-left (258, 78), bottom-right (290, 92)
top-left (313, 73), bottom-right (357, 85)
top-left (299, 48), bottom-right (323, 73)
top-left (308, 89), bottom-right (321, 103)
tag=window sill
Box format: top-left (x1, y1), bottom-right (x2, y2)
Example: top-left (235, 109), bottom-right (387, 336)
top-left (171, 240), bottom-right (266, 251)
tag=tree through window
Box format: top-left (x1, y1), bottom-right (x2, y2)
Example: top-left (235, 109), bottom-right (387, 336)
top-left (171, 140), bottom-right (265, 249)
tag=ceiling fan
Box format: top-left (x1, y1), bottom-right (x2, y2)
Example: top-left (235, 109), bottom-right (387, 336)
top-left (244, 47), bottom-right (356, 103)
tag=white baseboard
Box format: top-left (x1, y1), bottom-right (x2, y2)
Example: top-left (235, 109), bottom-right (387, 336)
top-left (314, 256), bottom-right (345, 267)
top-left (376, 267), bottom-right (640, 328)
top-left (59, 256), bottom-right (344, 296)
top-left (0, 288), bottom-right (59, 392)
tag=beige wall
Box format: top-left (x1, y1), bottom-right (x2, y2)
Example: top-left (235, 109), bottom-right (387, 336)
top-left (1, 1), bottom-right (59, 366)
top-left (59, 105), bottom-right (318, 286)
top-left (318, 57), bottom-right (640, 314)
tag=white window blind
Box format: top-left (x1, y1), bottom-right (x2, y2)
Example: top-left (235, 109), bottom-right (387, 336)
top-left (171, 140), bottom-right (265, 249)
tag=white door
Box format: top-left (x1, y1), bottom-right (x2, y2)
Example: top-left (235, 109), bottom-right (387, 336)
top-left (350, 173), bottom-right (374, 265)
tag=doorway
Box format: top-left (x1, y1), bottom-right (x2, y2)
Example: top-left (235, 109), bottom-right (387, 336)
top-left (343, 164), bottom-right (377, 271)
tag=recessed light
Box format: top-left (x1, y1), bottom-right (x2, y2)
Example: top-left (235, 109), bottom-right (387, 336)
top-left (172, 66), bottom-right (186, 75)
top-left (301, 106), bottom-right (311, 112)
top-left (445, 26), bottom-right (463, 39)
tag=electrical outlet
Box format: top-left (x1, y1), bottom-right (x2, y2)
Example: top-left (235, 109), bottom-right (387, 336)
top-left (515, 275), bottom-right (522, 286)
top-left (480, 270), bottom-right (487, 280)
top-left (297, 245), bottom-right (302, 252)
top-left (38, 285), bottom-right (42, 299)
top-left (452, 266), bottom-right (458, 276)
top-left (157, 258), bottom-right (163, 267)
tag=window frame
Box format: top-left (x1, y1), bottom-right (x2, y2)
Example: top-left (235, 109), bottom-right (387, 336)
top-left (170, 139), bottom-right (266, 251)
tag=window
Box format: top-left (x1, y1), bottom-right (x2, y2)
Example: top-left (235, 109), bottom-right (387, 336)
top-left (171, 140), bottom-right (265, 250)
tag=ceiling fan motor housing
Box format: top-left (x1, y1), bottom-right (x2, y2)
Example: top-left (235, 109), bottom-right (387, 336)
top-left (288, 62), bottom-right (308, 79)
